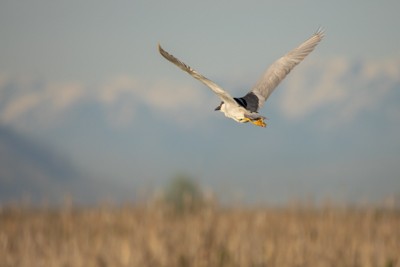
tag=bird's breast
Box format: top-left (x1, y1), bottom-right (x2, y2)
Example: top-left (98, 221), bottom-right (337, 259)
top-left (220, 103), bottom-right (247, 122)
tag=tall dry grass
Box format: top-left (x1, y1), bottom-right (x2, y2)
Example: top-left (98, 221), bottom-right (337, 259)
top-left (0, 202), bottom-right (399, 267)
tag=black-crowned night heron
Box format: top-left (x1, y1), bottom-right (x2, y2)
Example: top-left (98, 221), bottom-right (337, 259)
top-left (158, 29), bottom-right (324, 127)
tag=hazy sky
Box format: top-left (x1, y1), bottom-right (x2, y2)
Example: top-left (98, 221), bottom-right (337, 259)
top-left (1, 1), bottom-right (399, 204)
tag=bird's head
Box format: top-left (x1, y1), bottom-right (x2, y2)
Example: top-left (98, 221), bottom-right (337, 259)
top-left (214, 102), bottom-right (223, 111)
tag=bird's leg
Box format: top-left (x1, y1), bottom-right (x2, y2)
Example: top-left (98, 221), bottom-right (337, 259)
top-left (251, 118), bottom-right (267, 128)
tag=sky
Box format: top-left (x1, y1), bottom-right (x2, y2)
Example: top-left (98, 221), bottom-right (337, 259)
top-left (1, 1), bottom-right (400, 204)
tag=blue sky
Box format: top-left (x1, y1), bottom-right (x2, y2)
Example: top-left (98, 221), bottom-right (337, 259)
top-left (1, 1), bottom-right (399, 204)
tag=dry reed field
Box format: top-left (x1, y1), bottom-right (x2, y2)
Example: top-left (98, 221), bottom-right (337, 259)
top-left (0, 203), bottom-right (399, 267)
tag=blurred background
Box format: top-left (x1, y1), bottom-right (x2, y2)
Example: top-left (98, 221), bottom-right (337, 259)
top-left (1, 0), bottom-right (399, 206)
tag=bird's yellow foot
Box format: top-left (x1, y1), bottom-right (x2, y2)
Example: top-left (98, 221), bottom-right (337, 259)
top-left (240, 118), bottom-right (251, 123)
top-left (251, 118), bottom-right (266, 127)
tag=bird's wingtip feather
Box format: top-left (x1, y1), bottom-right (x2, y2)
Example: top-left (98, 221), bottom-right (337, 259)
top-left (315, 27), bottom-right (325, 38)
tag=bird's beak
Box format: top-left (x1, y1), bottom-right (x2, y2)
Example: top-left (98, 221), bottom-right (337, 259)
top-left (214, 102), bottom-right (223, 111)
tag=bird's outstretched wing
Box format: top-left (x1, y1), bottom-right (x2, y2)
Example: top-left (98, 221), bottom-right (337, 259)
top-left (246, 28), bottom-right (324, 111)
top-left (158, 44), bottom-right (237, 105)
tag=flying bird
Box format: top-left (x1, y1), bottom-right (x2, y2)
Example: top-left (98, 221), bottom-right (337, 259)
top-left (158, 29), bottom-right (324, 127)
